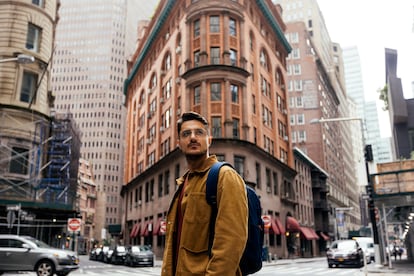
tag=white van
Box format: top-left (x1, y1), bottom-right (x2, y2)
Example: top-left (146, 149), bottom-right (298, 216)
top-left (353, 237), bottom-right (375, 263)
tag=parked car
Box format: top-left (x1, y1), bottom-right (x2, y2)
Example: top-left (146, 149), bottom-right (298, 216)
top-left (353, 237), bottom-right (375, 263)
top-left (124, 245), bottom-right (154, 267)
top-left (326, 239), bottom-right (364, 268)
top-left (0, 234), bottom-right (79, 276)
top-left (103, 247), bottom-right (113, 263)
top-left (89, 247), bottom-right (101, 261)
top-left (97, 246), bottom-right (109, 262)
top-left (110, 245), bottom-right (127, 265)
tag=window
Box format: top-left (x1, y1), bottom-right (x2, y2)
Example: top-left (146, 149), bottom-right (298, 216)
top-left (210, 16), bottom-right (220, 33)
top-left (259, 49), bottom-right (268, 71)
top-left (20, 71), bottom-right (38, 103)
top-left (297, 114), bottom-right (305, 125)
top-left (194, 86), bottom-right (200, 104)
top-left (229, 18), bottom-right (237, 36)
top-left (32, 0), bottom-right (44, 7)
top-left (231, 84), bottom-right (239, 103)
top-left (294, 80), bottom-right (303, 91)
top-left (293, 64), bottom-right (301, 75)
top-left (210, 47), bottom-right (220, 64)
top-left (229, 49), bottom-right (237, 66)
top-left (26, 23), bottom-right (41, 52)
top-left (234, 156), bottom-right (244, 177)
top-left (10, 147), bottom-right (29, 175)
top-left (194, 51), bottom-right (200, 67)
top-left (211, 117), bottom-right (222, 138)
top-left (296, 96), bottom-right (303, 107)
top-left (210, 83), bottom-right (221, 101)
top-left (232, 118), bottom-right (239, 138)
top-left (194, 19), bottom-right (200, 37)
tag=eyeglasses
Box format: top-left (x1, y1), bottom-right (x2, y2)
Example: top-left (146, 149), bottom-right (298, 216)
top-left (180, 128), bottom-right (207, 138)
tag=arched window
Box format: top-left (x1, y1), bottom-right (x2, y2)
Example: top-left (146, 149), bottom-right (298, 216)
top-left (260, 49), bottom-right (269, 71)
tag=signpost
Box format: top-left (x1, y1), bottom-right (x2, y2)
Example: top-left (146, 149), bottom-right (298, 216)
top-left (67, 218), bottom-right (81, 233)
top-left (160, 220), bottom-right (167, 234)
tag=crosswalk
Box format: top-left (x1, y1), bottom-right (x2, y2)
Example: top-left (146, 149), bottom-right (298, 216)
top-left (255, 265), bottom-right (362, 275)
top-left (3, 264), bottom-right (366, 276)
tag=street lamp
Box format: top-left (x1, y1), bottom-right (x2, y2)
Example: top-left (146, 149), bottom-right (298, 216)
top-left (0, 54), bottom-right (35, 64)
top-left (311, 116), bottom-right (381, 264)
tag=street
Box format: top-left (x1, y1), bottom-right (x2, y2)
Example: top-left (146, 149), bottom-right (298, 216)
top-left (2, 255), bottom-right (372, 276)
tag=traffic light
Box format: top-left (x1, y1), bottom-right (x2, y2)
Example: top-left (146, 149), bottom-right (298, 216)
top-left (364, 144), bottom-right (373, 162)
top-left (366, 185), bottom-right (374, 196)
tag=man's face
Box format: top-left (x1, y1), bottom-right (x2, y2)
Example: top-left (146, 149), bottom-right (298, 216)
top-left (178, 120), bottom-right (211, 159)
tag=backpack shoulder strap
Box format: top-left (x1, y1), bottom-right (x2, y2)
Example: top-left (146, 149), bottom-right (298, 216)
top-left (206, 161), bottom-right (231, 257)
top-left (206, 161), bottom-right (228, 206)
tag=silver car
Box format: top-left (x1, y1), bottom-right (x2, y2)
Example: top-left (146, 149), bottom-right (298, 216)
top-left (0, 235), bottom-right (79, 276)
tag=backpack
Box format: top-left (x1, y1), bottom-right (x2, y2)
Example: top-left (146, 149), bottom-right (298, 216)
top-left (206, 161), bottom-right (264, 275)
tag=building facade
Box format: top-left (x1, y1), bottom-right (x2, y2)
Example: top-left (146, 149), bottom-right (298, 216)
top-left (122, 0), bottom-right (308, 259)
top-left (275, 0), bottom-right (361, 238)
top-left (385, 48), bottom-right (414, 160)
top-left (0, 0), bottom-right (81, 243)
top-left (51, 0), bottom-right (137, 242)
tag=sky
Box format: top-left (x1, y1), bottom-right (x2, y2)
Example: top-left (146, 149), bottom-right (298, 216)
top-left (317, 0), bottom-right (414, 137)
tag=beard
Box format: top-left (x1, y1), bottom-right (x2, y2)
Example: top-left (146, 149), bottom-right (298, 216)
top-left (185, 150), bottom-right (207, 161)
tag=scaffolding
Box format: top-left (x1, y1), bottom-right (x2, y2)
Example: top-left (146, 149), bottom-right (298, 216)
top-left (37, 113), bottom-right (81, 208)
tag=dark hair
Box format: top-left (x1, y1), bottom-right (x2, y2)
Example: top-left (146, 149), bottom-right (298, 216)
top-left (177, 111), bottom-right (209, 134)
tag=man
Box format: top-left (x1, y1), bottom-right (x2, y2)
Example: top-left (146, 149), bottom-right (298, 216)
top-left (161, 111), bottom-right (248, 276)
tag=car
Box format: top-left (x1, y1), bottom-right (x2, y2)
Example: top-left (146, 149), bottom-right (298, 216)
top-left (97, 246), bottom-right (109, 262)
top-left (0, 234), bottom-right (79, 276)
top-left (89, 247), bottom-right (101, 261)
top-left (103, 247), bottom-right (113, 263)
top-left (124, 245), bottom-right (154, 267)
top-left (353, 237), bottom-right (375, 263)
top-left (110, 245), bottom-right (127, 265)
top-left (326, 239), bottom-right (365, 268)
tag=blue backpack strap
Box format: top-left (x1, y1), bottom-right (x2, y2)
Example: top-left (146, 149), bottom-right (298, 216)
top-left (206, 161), bottom-right (229, 257)
top-left (206, 161), bottom-right (227, 206)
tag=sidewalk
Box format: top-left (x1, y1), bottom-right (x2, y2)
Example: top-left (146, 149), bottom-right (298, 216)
top-left (261, 256), bottom-right (414, 275)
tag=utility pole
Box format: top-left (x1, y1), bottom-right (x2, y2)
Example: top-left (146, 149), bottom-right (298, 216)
top-left (364, 144), bottom-right (381, 266)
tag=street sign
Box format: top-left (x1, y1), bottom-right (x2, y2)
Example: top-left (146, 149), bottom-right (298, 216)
top-left (7, 205), bottom-right (20, 211)
top-left (262, 215), bottom-right (271, 229)
top-left (160, 220), bottom-right (167, 234)
top-left (67, 218), bottom-right (81, 232)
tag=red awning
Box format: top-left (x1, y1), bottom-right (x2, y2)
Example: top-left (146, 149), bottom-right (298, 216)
top-left (286, 216), bottom-right (300, 232)
top-left (275, 217), bottom-right (286, 235)
top-left (140, 221), bottom-right (148, 236)
top-left (130, 223), bottom-right (140, 238)
top-left (153, 218), bottom-right (164, 236)
top-left (269, 218), bottom-right (280, 235)
top-left (300, 227), bottom-right (319, 240)
top-left (129, 224), bottom-right (138, 238)
top-left (141, 220), bottom-right (153, 237)
top-left (320, 232), bottom-right (330, 241)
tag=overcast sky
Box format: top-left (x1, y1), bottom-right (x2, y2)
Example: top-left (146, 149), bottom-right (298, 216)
top-left (318, 0), bottom-right (414, 100)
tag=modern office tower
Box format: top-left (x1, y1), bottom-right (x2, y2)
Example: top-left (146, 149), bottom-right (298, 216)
top-left (0, 0), bottom-right (81, 241)
top-left (276, 0), bottom-right (361, 239)
top-left (385, 48), bottom-right (414, 160)
top-left (343, 46), bottom-right (392, 165)
top-left (122, 0), bottom-right (306, 259)
top-left (51, 0), bottom-right (148, 241)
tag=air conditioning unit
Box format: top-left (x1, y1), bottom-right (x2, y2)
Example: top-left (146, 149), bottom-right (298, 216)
top-left (175, 77), bottom-right (181, 84)
top-left (146, 138), bottom-right (153, 144)
top-left (147, 88), bottom-right (152, 94)
top-left (176, 45), bottom-right (182, 54)
top-left (160, 126), bottom-right (165, 133)
top-left (160, 98), bottom-right (165, 104)
top-left (147, 113), bottom-right (152, 119)
top-left (266, 187), bottom-right (271, 193)
top-left (160, 70), bottom-right (166, 76)
top-left (138, 200), bottom-right (142, 206)
top-left (283, 135), bottom-right (289, 141)
top-left (283, 109), bottom-right (288, 115)
top-left (177, 108), bottom-right (181, 115)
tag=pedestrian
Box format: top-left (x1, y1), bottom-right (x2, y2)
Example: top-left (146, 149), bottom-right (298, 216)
top-left (161, 111), bottom-right (248, 276)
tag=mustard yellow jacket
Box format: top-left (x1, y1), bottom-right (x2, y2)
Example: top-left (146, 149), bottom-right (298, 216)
top-left (161, 155), bottom-right (248, 276)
